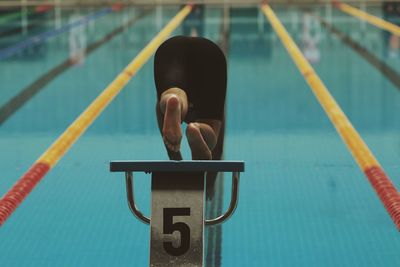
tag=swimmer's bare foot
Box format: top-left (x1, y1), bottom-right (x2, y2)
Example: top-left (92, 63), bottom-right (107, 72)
top-left (162, 95), bottom-right (182, 152)
top-left (186, 123), bottom-right (214, 160)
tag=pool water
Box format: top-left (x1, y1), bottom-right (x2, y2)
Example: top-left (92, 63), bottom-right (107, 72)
top-left (0, 4), bottom-right (399, 267)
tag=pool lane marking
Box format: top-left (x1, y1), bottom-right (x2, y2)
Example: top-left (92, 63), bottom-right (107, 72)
top-left (333, 1), bottom-right (400, 37)
top-left (0, 9), bottom-right (152, 125)
top-left (205, 7), bottom-right (230, 266)
top-left (0, 7), bottom-right (112, 60)
top-left (0, 4), bottom-right (192, 227)
top-left (317, 15), bottom-right (400, 91)
top-left (261, 4), bottom-right (400, 230)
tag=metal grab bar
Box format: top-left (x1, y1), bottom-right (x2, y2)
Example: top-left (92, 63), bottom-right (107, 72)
top-left (124, 171), bottom-right (241, 226)
top-left (125, 172), bottom-right (150, 224)
top-left (205, 171), bottom-right (240, 226)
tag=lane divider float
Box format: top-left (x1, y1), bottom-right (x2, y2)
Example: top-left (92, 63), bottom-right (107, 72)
top-left (333, 1), bottom-right (400, 37)
top-left (261, 3), bottom-right (400, 230)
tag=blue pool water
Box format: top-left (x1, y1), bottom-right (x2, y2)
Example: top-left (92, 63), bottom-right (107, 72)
top-left (0, 4), bottom-right (399, 267)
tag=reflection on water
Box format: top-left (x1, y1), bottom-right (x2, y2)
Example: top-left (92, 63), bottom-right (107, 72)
top-left (182, 4), bottom-right (205, 37)
top-left (382, 1), bottom-right (400, 59)
top-left (301, 10), bottom-right (321, 64)
top-left (68, 10), bottom-right (87, 65)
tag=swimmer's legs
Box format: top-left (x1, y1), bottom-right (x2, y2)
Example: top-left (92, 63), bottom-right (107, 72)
top-left (156, 87), bottom-right (221, 160)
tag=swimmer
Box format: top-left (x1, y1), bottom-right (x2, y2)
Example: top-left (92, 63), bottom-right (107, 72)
top-left (154, 36), bottom-right (227, 160)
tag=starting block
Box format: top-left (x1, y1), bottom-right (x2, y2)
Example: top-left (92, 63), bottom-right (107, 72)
top-left (110, 160), bottom-right (245, 267)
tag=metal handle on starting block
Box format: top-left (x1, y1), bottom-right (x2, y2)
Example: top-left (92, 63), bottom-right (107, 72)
top-left (125, 172), bottom-right (150, 224)
top-left (124, 170), bottom-right (240, 226)
top-left (205, 171), bottom-right (240, 225)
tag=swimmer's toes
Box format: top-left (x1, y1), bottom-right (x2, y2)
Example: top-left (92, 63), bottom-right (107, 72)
top-left (163, 136), bottom-right (180, 152)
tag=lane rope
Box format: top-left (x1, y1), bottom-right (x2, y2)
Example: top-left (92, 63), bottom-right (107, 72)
top-left (333, 1), bottom-right (400, 37)
top-left (261, 3), bottom-right (400, 230)
top-left (0, 4), bottom-right (193, 226)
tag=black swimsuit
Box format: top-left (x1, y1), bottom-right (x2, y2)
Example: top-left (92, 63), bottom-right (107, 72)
top-left (154, 36), bottom-right (227, 122)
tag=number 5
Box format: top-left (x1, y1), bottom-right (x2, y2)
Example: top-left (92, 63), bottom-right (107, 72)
top-left (163, 208), bottom-right (191, 256)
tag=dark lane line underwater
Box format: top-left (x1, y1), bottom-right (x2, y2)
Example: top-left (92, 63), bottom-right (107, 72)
top-left (204, 7), bottom-right (230, 267)
top-left (317, 15), bottom-right (400, 91)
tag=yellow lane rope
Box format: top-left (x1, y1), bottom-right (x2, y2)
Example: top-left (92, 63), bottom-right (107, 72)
top-left (261, 4), bottom-right (400, 230)
top-left (335, 1), bottom-right (400, 37)
top-left (261, 4), bottom-right (379, 171)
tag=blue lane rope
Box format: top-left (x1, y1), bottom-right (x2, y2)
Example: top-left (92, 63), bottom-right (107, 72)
top-left (0, 7), bottom-right (112, 60)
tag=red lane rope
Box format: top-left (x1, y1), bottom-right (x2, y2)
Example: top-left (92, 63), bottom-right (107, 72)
top-left (0, 163), bottom-right (50, 225)
top-left (364, 167), bottom-right (400, 227)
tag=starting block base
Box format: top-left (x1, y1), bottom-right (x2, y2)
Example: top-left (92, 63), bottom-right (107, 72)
top-left (110, 160), bottom-right (245, 267)
top-left (151, 171), bottom-right (204, 266)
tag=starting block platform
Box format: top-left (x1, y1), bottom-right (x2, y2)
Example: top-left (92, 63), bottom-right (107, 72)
top-left (110, 160), bottom-right (245, 267)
